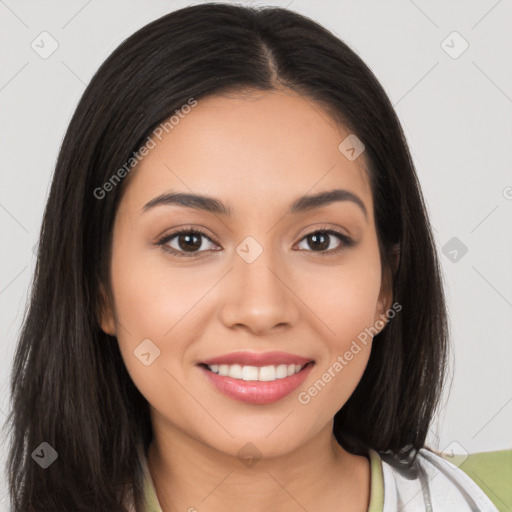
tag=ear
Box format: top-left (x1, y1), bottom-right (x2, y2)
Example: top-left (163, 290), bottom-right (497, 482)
top-left (373, 243), bottom-right (400, 330)
top-left (98, 282), bottom-right (117, 336)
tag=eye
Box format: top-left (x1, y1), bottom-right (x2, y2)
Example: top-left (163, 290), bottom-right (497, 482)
top-left (156, 228), bottom-right (219, 257)
top-left (156, 227), bottom-right (355, 258)
top-left (295, 229), bottom-right (354, 254)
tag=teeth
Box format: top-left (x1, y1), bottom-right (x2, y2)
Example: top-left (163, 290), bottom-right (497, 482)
top-left (207, 363), bottom-right (306, 381)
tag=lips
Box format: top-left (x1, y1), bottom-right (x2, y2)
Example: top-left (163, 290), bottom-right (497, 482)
top-left (199, 351), bottom-right (314, 367)
top-left (197, 351), bottom-right (315, 405)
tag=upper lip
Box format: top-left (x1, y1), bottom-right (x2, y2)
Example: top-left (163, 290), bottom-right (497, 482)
top-left (199, 351), bottom-right (314, 367)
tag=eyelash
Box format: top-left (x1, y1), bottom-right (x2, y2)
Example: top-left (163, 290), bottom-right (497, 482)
top-left (155, 226), bottom-right (355, 258)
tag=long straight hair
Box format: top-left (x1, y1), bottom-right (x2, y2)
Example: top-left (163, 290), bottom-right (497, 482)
top-left (5, 3), bottom-right (449, 511)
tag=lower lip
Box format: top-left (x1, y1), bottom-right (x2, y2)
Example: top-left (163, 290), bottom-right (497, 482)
top-left (198, 363), bottom-right (314, 405)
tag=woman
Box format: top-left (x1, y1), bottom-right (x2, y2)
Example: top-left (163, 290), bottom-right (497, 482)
top-left (5, 3), bottom-right (499, 511)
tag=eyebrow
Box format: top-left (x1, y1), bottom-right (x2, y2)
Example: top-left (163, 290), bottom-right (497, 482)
top-left (142, 188), bottom-right (368, 219)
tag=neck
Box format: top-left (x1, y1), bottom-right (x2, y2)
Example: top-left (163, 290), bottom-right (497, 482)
top-left (146, 415), bottom-right (371, 512)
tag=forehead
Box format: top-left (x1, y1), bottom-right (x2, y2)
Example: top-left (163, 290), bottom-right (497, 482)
top-left (120, 89), bottom-right (373, 220)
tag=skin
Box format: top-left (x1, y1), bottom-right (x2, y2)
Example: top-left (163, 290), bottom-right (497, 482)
top-left (100, 88), bottom-right (394, 512)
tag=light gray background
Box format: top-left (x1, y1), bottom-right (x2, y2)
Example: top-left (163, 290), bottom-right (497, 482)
top-left (1, 0), bottom-right (511, 509)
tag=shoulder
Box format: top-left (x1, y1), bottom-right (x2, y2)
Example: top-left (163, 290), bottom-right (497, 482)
top-left (377, 448), bottom-right (500, 511)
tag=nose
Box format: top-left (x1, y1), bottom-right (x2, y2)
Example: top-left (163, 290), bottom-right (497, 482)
top-left (218, 243), bottom-right (300, 336)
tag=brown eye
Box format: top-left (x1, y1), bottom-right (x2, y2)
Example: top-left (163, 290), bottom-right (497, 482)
top-left (296, 230), bottom-right (354, 254)
top-left (157, 229), bottom-right (218, 257)
top-left (174, 232), bottom-right (203, 252)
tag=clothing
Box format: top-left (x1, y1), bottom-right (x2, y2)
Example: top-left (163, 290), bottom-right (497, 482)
top-left (367, 448), bottom-right (499, 511)
top-left (139, 447), bottom-right (500, 511)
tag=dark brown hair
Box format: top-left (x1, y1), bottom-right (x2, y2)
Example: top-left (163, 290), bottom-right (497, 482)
top-left (5, 3), bottom-right (449, 511)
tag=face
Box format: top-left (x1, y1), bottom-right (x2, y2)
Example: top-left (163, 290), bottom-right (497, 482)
top-left (100, 88), bottom-right (393, 459)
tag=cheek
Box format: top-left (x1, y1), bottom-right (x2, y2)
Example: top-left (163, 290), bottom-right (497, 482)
top-left (299, 346), bottom-right (371, 416)
top-left (294, 248), bottom-right (383, 347)
top-left (111, 254), bottom-right (204, 339)
top-left (108, 236), bottom-right (210, 401)
top-left (109, 213), bottom-right (217, 343)
top-left (292, 249), bottom-right (382, 411)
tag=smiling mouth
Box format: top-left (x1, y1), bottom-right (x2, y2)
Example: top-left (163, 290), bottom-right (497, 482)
top-left (198, 361), bottom-right (314, 382)
top-left (197, 360), bottom-right (315, 405)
